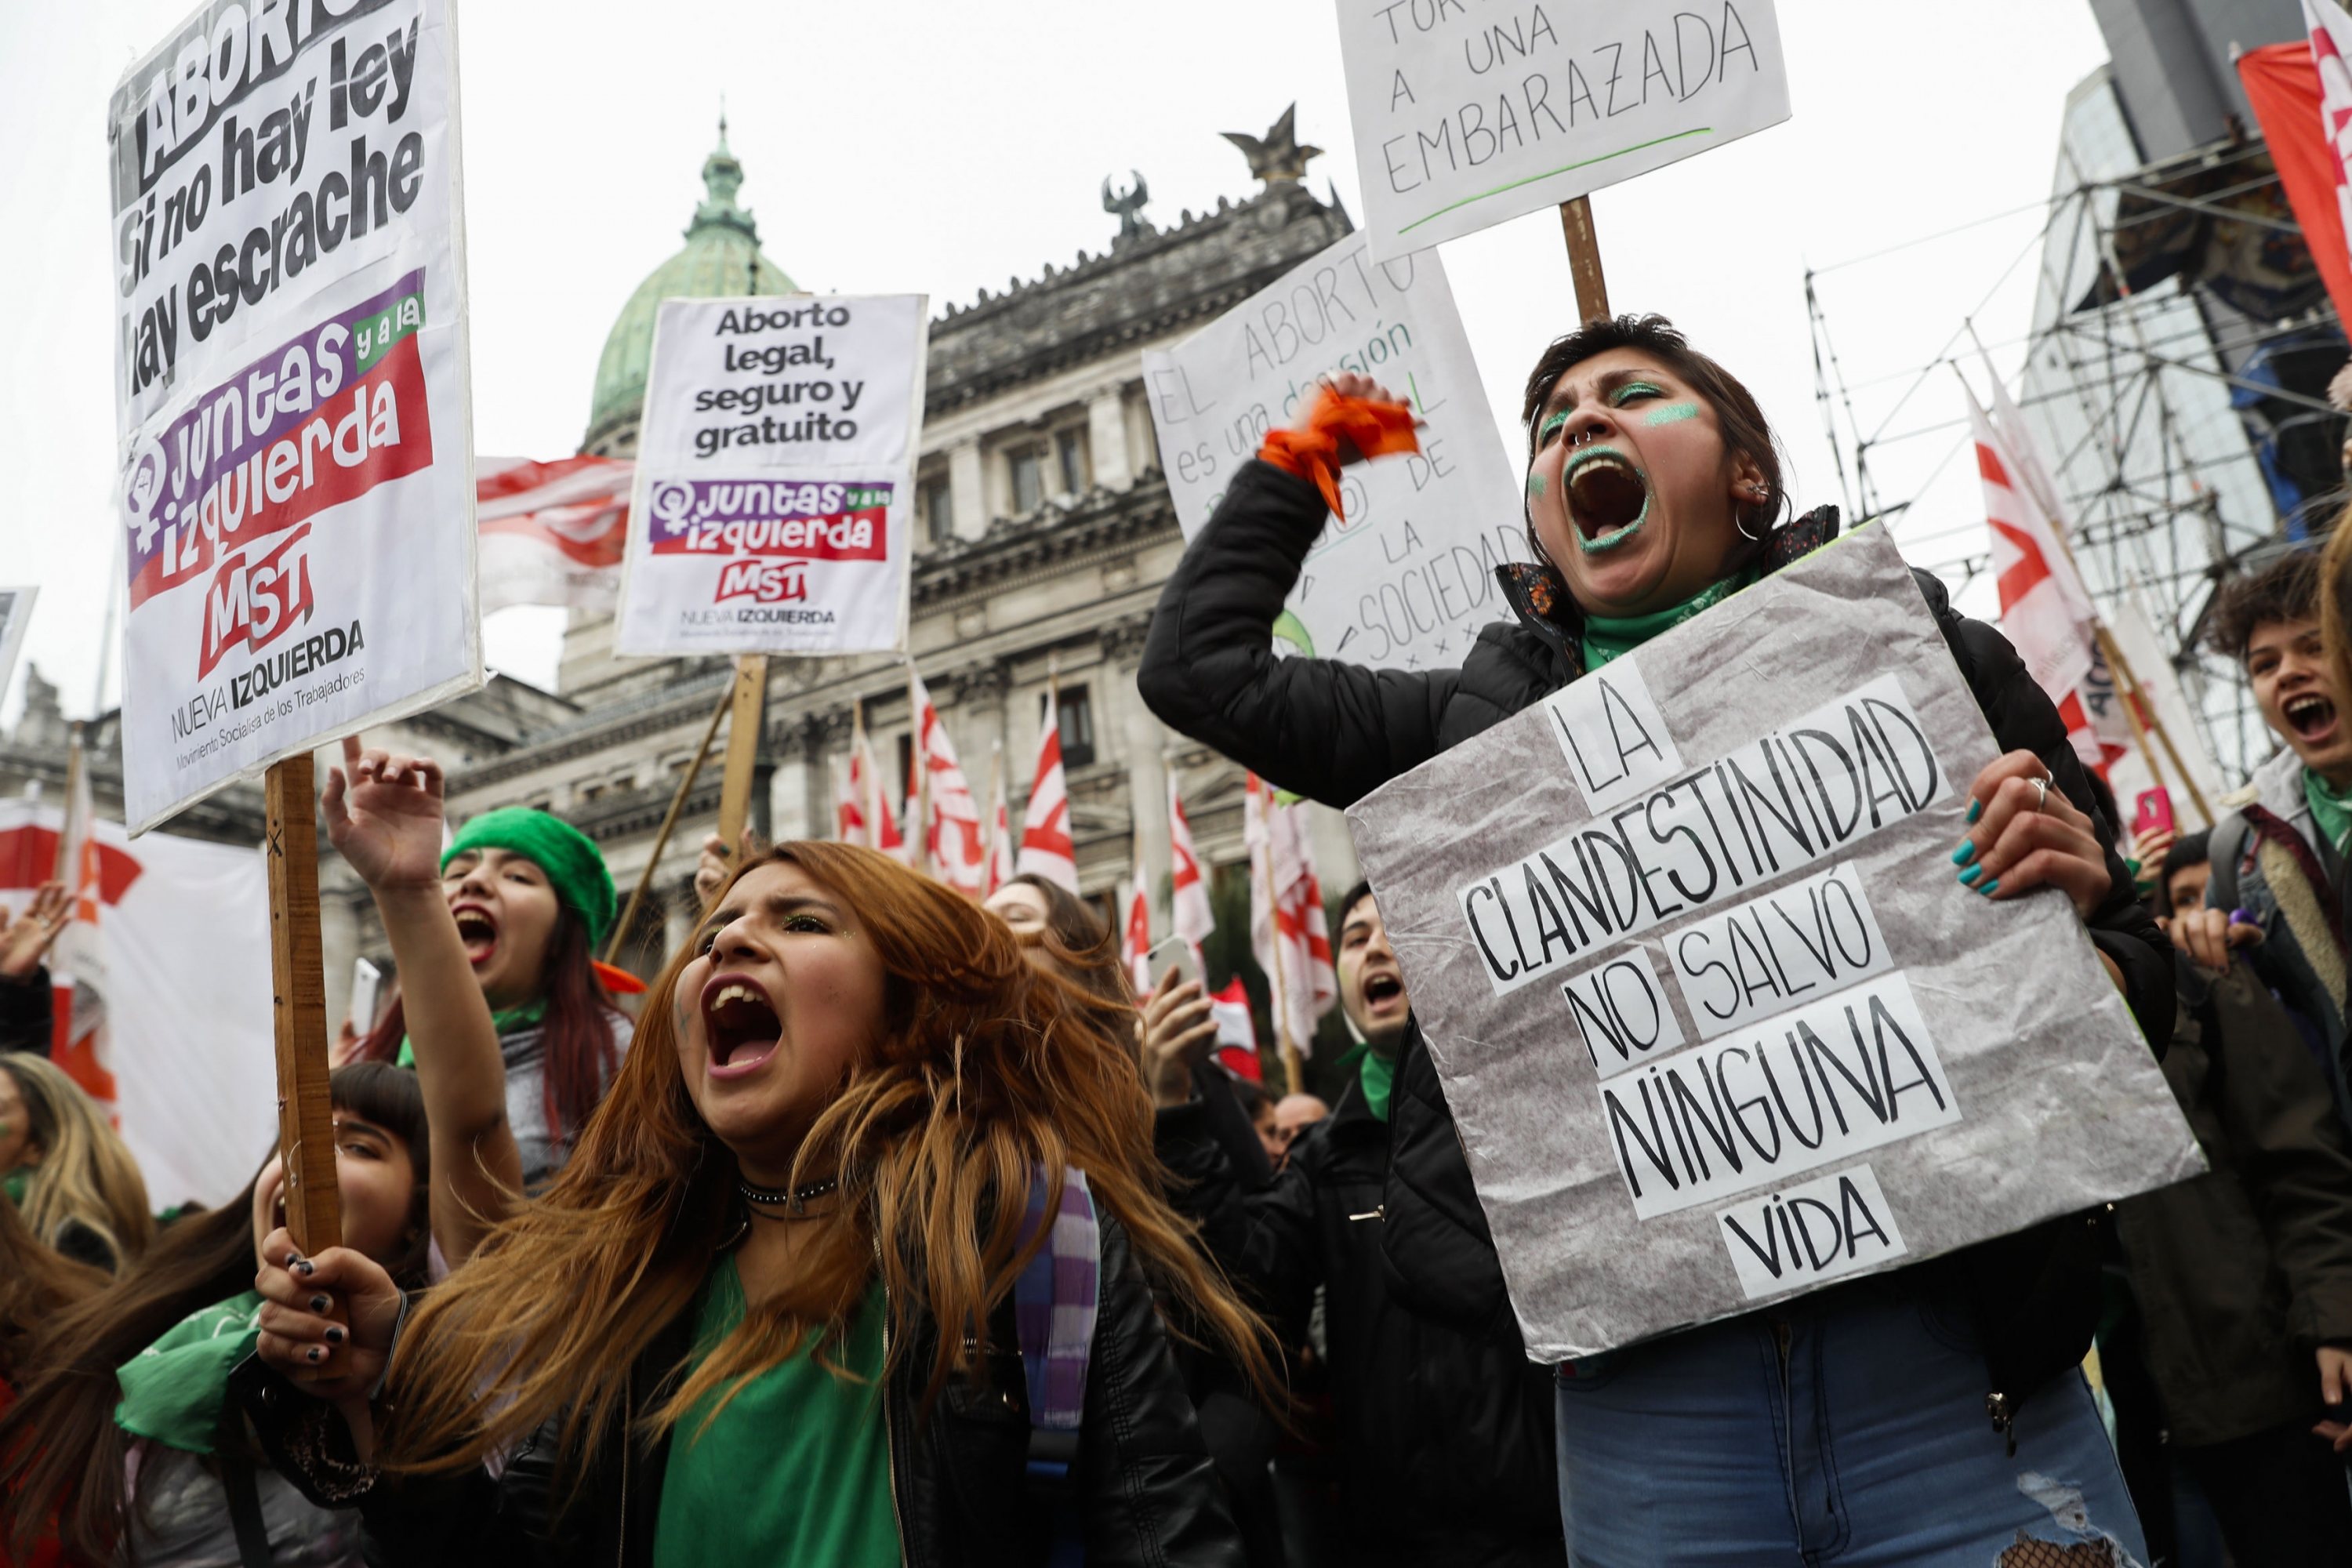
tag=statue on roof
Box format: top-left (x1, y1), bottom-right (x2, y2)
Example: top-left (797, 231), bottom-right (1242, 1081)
top-left (1223, 104), bottom-right (1322, 185)
top-left (1102, 169), bottom-right (1150, 239)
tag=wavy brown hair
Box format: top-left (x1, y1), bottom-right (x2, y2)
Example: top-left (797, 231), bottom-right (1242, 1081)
top-left (379, 841), bottom-right (1272, 1479)
top-left (0, 1053), bottom-right (154, 1272)
top-left (1003, 871), bottom-right (1130, 1004)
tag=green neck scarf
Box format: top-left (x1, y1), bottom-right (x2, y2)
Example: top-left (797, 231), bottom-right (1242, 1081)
top-left (113, 1290), bottom-right (267, 1454)
top-left (1338, 1043), bottom-right (1397, 1123)
top-left (397, 998), bottom-right (547, 1068)
top-left (2304, 768), bottom-right (2352, 856)
top-left (1579, 568), bottom-right (1759, 671)
top-left (2, 1167), bottom-right (28, 1207)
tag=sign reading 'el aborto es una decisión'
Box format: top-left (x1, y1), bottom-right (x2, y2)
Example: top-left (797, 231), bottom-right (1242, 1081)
top-left (1345, 525), bottom-right (2201, 1357)
top-left (616, 294), bottom-right (928, 657)
top-left (111, 0), bottom-right (481, 835)
top-left (1335, 0), bottom-right (1795, 260)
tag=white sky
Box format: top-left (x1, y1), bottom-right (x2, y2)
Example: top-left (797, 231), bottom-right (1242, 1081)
top-left (0, 0), bottom-right (2109, 726)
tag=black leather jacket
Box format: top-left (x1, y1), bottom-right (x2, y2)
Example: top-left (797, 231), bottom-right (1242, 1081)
top-left (233, 1209), bottom-right (1240, 1568)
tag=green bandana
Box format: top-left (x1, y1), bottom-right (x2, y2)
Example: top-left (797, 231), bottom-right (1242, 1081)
top-left (441, 808), bottom-right (618, 949)
top-left (2, 1167), bottom-right (28, 1207)
top-left (1338, 1043), bottom-right (1396, 1123)
top-left (397, 999), bottom-right (548, 1067)
top-left (2304, 768), bottom-right (2352, 856)
top-left (1580, 567), bottom-right (1759, 671)
top-left (114, 1290), bottom-right (266, 1454)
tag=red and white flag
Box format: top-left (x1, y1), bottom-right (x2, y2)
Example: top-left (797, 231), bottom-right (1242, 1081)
top-left (1245, 774), bottom-right (1336, 1053)
top-left (1121, 866), bottom-right (1154, 996)
top-left (1207, 978), bottom-right (1262, 1082)
top-left (841, 721), bottom-right (909, 862)
top-left (0, 800), bottom-right (271, 1208)
top-left (2233, 17), bottom-right (2352, 339)
top-left (984, 743), bottom-right (1015, 898)
top-left (49, 740), bottom-right (111, 1109)
top-left (1966, 387), bottom-right (2123, 777)
top-left (476, 456), bottom-right (634, 615)
top-left (1015, 688), bottom-right (1079, 893)
top-left (911, 667), bottom-right (988, 895)
top-left (1169, 778), bottom-right (1214, 966)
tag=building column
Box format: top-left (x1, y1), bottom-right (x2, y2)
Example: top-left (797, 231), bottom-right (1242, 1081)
top-left (317, 880), bottom-right (367, 1040)
top-left (948, 438), bottom-right (987, 541)
top-left (1103, 614), bottom-right (1167, 909)
top-left (1088, 387), bottom-right (1133, 491)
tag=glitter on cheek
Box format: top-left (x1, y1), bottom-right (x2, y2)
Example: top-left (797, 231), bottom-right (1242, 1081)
top-left (1526, 473), bottom-right (1547, 498)
top-left (1644, 401), bottom-right (1702, 427)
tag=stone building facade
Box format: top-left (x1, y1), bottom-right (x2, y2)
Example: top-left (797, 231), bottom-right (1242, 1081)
top-left (4, 119), bottom-right (1364, 1033)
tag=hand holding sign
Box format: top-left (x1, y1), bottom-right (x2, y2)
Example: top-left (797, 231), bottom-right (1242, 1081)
top-left (1953, 751), bottom-right (2113, 918)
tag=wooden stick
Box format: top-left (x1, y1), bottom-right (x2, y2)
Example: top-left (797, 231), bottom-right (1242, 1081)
top-left (1559, 196), bottom-right (1610, 323)
top-left (716, 654), bottom-right (771, 848)
top-left (604, 681), bottom-right (735, 964)
top-left (265, 756), bottom-right (339, 1254)
top-left (2092, 624), bottom-right (2214, 827)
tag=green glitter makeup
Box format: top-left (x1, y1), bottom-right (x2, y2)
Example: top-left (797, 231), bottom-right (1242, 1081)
top-left (1643, 401), bottom-right (1702, 426)
top-left (1537, 409), bottom-right (1570, 445)
top-left (1607, 380), bottom-right (1666, 407)
top-left (1526, 474), bottom-right (1546, 498)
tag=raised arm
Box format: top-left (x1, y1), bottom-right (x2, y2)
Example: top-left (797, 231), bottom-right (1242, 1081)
top-left (325, 736), bottom-right (520, 1262)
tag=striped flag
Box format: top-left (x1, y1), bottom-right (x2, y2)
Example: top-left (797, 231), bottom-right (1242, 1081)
top-left (841, 719), bottom-right (909, 862)
top-left (985, 742), bottom-right (1016, 898)
top-left (1015, 687), bottom-right (1079, 892)
top-left (1121, 865), bottom-right (1153, 997)
top-left (1245, 774), bottom-right (1336, 1054)
top-left (477, 456), bottom-right (633, 614)
top-left (1169, 778), bottom-right (1214, 967)
top-left (911, 667), bottom-right (988, 896)
top-left (1207, 978), bottom-right (1262, 1081)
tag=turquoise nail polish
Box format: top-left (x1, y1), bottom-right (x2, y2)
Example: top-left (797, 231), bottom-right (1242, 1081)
top-left (1977, 879), bottom-right (1999, 897)
top-left (1958, 863), bottom-right (1983, 886)
top-left (1951, 841), bottom-right (1976, 866)
top-left (1966, 800), bottom-right (1983, 824)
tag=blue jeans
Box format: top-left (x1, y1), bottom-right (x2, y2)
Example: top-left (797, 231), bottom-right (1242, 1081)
top-left (1554, 1286), bottom-right (2147, 1566)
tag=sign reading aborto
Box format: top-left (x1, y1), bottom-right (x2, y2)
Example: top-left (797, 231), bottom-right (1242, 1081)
top-left (1143, 231), bottom-right (1526, 672)
top-left (615, 295), bottom-right (928, 658)
top-left (1345, 524), bottom-right (2200, 1359)
top-left (110, 0), bottom-right (481, 836)
top-left (1336, 0), bottom-right (1794, 260)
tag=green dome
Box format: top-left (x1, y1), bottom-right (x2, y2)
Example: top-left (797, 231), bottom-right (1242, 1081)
top-left (583, 125), bottom-right (798, 453)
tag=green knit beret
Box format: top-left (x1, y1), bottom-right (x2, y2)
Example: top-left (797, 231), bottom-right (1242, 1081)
top-left (441, 808), bottom-right (617, 949)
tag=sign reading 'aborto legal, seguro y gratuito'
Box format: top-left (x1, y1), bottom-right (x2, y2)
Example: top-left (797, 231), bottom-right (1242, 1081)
top-left (1344, 524), bottom-right (2201, 1359)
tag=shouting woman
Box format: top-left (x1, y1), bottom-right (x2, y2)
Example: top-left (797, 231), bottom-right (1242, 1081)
top-left (1138, 315), bottom-right (2172, 1566)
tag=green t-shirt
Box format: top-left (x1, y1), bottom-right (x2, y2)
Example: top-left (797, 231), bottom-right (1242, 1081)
top-left (652, 1256), bottom-right (900, 1568)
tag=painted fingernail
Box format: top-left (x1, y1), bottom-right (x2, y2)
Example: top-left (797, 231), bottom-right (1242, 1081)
top-left (292, 1259), bottom-right (315, 1276)
top-left (1958, 864), bottom-right (1984, 886)
top-left (306, 1346), bottom-right (325, 1363)
top-left (325, 1326), bottom-right (345, 1345)
top-left (1966, 800), bottom-right (1983, 824)
top-left (1951, 841), bottom-right (1976, 866)
top-left (2230, 908), bottom-right (2253, 925)
top-left (309, 1294), bottom-right (330, 1313)
top-left (1978, 879), bottom-right (2000, 897)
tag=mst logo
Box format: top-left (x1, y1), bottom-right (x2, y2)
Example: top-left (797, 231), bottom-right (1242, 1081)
top-left (714, 559), bottom-right (808, 605)
top-left (200, 526), bottom-right (314, 679)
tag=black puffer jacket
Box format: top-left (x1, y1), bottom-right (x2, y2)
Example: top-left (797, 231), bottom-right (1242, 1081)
top-left (1139, 459), bottom-right (2175, 1422)
top-left (234, 1209), bottom-right (1240, 1568)
top-left (1158, 1076), bottom-right (1563, 1566)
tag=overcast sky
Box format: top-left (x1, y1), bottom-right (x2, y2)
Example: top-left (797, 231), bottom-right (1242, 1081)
top-left (0, 0), bottom-right (2110, 726)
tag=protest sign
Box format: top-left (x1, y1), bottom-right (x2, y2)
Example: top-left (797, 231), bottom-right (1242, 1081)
top-left (1335, 0), bottom-right (1793, 260)
top-left (109, 0), bottom-right (480, 836)
top-left (0, 586), bottom-right (34, 704)
top-left (1144, 233), bottom-right (1526, 671)
top-left (1345, 525), bottom-right (2200, 1357)
top-left (615, 295), bottom-right (928, 657)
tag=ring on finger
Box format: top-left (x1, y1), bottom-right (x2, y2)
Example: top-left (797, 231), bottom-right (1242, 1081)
top-left (2027, 775), bottom-right (2050, 815)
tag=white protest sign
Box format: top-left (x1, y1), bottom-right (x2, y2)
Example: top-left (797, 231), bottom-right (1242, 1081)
top-left (1144, 233), bottom-right (1526, 670)
top-left (111, 0), bottom-right (481, 836)
top-left (0, 587), bottom-right (35, 705)
top-left (1336, 0), bottom-right (1794, 260)
top-left (1347, 524), bottom-right (2201, 1354)
top-left (615, 296), bottom-right (927, 657)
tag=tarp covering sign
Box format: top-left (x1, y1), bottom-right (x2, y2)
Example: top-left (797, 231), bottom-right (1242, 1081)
top-left (111, 0), bottom-right (480, 834)
top-left (615, 295), bottom-right (928, 656)
top-left (1345, 525), bottom-right (2200, 1359)
top-left (1143, 233), bottom-right (1526, 670)
top-left (1336, 0), bottom-right (1794, 259)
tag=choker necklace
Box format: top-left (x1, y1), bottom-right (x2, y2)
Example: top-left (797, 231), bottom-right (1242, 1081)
top-left (738, 1175), bottom-right (839, 1214)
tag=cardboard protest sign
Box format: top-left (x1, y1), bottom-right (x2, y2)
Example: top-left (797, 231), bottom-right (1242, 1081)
top-left (1336, 0), bottom-right (1793, 260)
top-left (1345, 525), bottom-right (2200, 1358)
top-left (109, 0), bottom-right (480, 835)
top-left (615, 296), bottom-right (928, 657)
top-left (0, 586), bottom-right (34, 705)
top-left (1143, 234), bottom-right (1526, 670)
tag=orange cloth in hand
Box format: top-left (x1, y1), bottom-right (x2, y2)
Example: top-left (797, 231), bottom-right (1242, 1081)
top-left (1257, 391), bottom-right (1420, 517)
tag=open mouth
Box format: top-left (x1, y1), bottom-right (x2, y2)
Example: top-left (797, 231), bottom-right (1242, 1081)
top-left (1360, 971), bottom-right (1405, 1012)
top-left (2286, 691), bottom-right (2339, 744)
top-left (700, 972), bottom-right (782, 1078)
top-left (1563, 447), bottom-right (1651, 553)
top-left (452, 904), bottom-right (499, 967)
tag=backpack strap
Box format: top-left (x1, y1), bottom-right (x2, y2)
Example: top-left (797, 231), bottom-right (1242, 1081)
top-left (1014, 1166), bottom-right (1099, 1481)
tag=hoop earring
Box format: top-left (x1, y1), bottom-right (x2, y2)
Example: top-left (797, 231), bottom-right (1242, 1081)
top-left (1736, 505), bottom-right (1765, 543)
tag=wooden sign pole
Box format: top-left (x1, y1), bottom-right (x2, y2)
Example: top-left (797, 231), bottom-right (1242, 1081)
top-left (716, 654), bottom-right (771, 849)
top-left (264, 755), bottom-right (340, 1254)
top-left (605, 680), bottom-right (735, 963)
top-left (1559, 197), bottom-right (1611, 324)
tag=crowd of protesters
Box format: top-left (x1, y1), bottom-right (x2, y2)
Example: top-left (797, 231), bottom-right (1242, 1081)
top-left (1, 317), bottom-right (2350, 1566)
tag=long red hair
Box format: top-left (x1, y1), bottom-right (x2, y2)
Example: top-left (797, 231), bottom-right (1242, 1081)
top-left (378, 842), bottom-right (1271, 1476)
